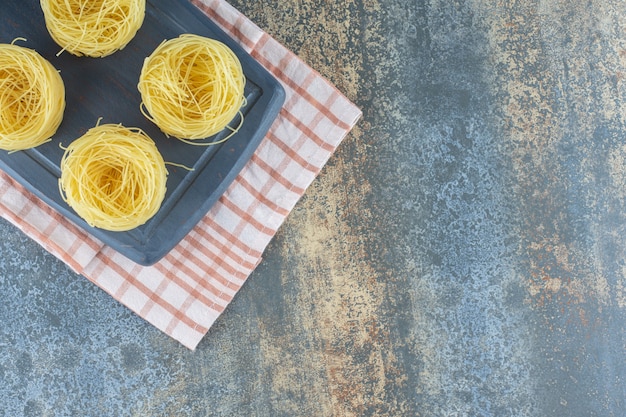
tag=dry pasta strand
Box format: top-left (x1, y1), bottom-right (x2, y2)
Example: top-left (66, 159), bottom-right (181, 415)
top-left (40, 0), bottom-right (145, 57)
top-left (0, 41), bottom-right (65, 151)
top-left (59, 123), bottom-right (167, 231)
top-left (164, 161), bottom-right (195, 171)
top-left (138, 34), bottom-right (246, 142)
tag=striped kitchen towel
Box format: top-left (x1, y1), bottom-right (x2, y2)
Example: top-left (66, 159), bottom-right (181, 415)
top-left (0, 0), bottom-right (361, 350)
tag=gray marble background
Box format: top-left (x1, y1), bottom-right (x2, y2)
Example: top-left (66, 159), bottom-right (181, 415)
top-left (1, 0), bottom-right (625, 416)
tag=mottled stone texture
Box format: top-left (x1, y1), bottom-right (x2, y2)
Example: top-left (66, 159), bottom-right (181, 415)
top-left (1, 0), bottom-right (625, 416)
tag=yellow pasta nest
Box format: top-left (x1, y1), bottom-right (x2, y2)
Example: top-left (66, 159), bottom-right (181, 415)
top-left (59, 123), bottom-right (167, 231)
top-left (138, 34), bottom-right (246, 142)
top-left (0, 41), bottom-right (65, 151)
top-left (40, 0), bottom-right (146, 57)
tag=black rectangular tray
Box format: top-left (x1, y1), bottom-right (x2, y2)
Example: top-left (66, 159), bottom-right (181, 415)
top-left (1, 0), bottom-right (285, 265)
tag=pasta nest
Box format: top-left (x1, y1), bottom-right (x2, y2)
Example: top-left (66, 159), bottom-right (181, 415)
top-left (138, 34), bottom-right (246, 141)
top-left (0, 42), bottom-right (65, 151)
top-left (40, 0), bottom-right (146, 57)
top-left (59, 124), bottom-right (167, 231)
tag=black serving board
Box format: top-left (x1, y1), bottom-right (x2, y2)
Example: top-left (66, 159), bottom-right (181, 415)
top-left (0, 0), bottom-right (285, 265)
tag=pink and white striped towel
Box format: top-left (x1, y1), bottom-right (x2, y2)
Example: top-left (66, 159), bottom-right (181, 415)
top-left (0, 0), bottom-right (361, 350)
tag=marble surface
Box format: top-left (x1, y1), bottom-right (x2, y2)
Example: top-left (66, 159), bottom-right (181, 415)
top-left (1, 0), bottom-right (625, 416)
